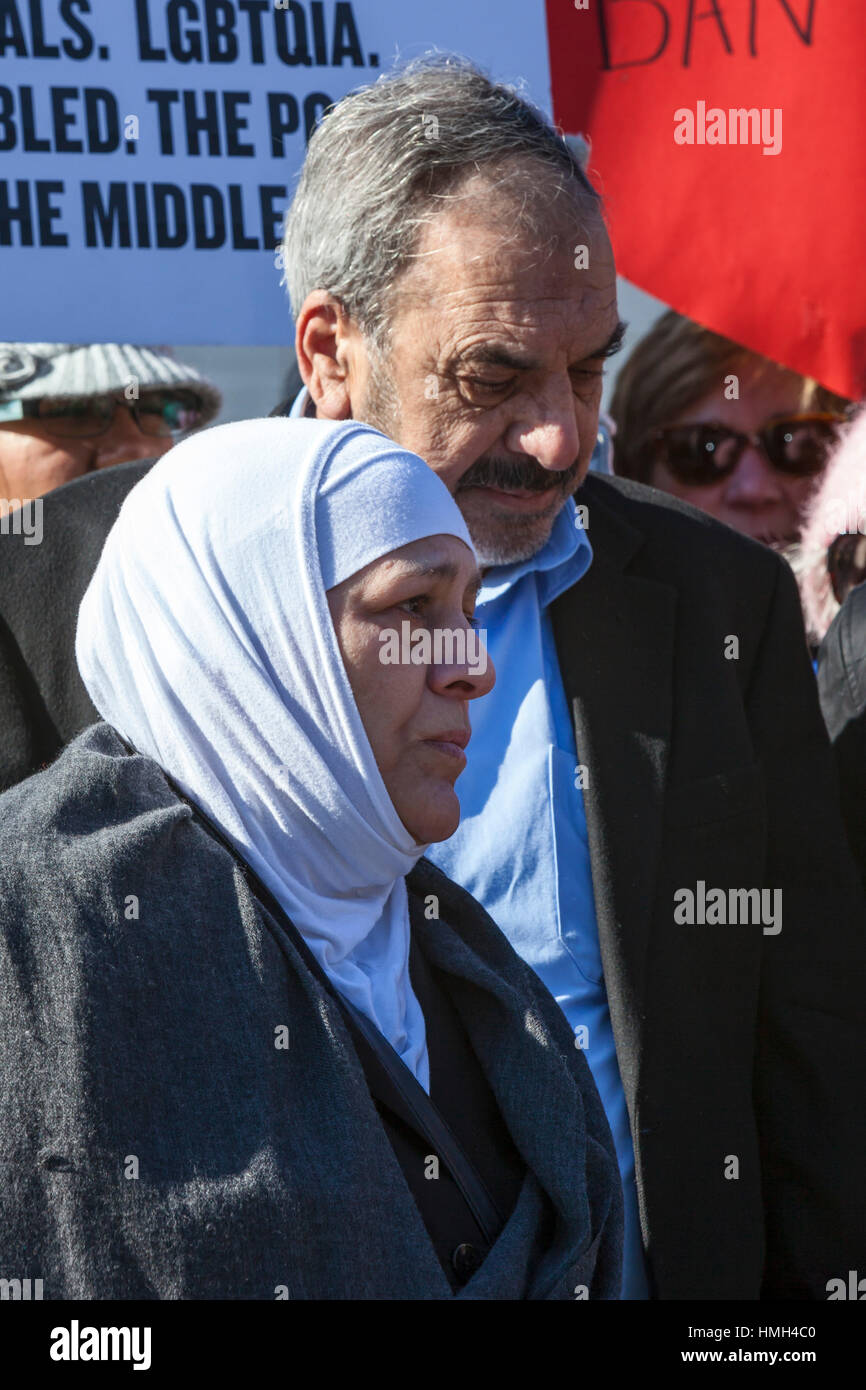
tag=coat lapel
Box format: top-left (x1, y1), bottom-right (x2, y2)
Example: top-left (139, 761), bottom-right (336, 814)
top-left (409, 869), bottom-right (623, 1299)
top-left (550, 477), bottom-right (676, 1110)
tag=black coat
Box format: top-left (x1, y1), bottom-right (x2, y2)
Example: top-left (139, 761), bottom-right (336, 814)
top-left (0, 458), bottom-right (151, 784)
top-left (2, 457), bottom-right (865, 1298)
top-left (0, 723), bottom-right (622, 1300)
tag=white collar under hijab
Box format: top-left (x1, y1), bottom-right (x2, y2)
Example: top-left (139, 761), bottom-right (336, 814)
top-left (76, 416), bottom-right (476, 1093)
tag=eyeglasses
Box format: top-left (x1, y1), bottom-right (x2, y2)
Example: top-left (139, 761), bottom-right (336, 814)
top-left (642, 412), bottom-right (850, 486)
top-left (827, 532), bottom-right (866, 606)
top-left (2, 390), bottom-right (206, 441)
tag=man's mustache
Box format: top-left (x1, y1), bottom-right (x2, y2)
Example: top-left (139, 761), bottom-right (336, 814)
top-left (456, 456), bottom-right (581, 494)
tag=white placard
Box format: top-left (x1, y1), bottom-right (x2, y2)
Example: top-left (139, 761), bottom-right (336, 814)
top-left (0, 0), bottom-right (551, 343)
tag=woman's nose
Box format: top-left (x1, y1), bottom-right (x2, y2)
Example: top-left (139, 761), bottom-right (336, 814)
top-left (466, 641), bottom-right (495, 699)
top-left (428, 632), bottom-right (496, 698)
top-left (723, 446), bottom-right (787, 507)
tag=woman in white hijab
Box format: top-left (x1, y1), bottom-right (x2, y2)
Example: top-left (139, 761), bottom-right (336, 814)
top-left (0, 417), bottom-right (622, 1301)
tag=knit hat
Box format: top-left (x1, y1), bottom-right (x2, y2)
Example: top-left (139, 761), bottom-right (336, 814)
top-left (0, 344), bottom-right (222, 424)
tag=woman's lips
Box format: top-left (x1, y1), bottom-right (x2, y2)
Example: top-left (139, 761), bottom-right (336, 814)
top-left (424, 740), bottom-right (467, 765)
top-left (422, 729), bottom-right (470, 765)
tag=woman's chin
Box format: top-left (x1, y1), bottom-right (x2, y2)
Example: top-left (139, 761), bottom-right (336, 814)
top-left (399, 785), bottom-right (462, 846)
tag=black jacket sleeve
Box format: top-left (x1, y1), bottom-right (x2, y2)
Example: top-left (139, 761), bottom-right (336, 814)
top-left (749, 560), bottom-right (866, 1296)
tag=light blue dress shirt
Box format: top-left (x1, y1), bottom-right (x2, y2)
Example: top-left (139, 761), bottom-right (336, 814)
top-left (427, 484), bottom-right (651, 1301)
top-left (290, 386), bottom-right (648, 1297)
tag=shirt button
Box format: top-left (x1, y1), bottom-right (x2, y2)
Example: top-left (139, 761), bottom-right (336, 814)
top-left (452, 1242), bottom-right (484, 1283)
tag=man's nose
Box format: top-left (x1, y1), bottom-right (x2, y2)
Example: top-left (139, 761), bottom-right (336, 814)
top-left (94, 409), bottom-right (170, 467)
top-left (503, 380), bottom-right (581, 472)
top-left (723, 446), bottom-right (787, 507)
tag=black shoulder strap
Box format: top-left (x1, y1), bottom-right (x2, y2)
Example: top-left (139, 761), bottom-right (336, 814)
top-left (137, 751), bottom-right (505, 1247)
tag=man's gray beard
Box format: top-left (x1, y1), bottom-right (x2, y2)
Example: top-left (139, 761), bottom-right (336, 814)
top-left (461, 504), bottom-right (564, 567)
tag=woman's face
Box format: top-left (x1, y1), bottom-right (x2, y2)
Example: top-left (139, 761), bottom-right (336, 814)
top-left (327, 534), bottom-right (494, 844)
top-left (647, 364), bottom-right (821, 547)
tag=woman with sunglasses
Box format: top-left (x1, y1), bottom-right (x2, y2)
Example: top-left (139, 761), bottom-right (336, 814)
top-left (609, 311), bottom-right (851, 549)
top-left (0, 416), bottom-right (622, 1300)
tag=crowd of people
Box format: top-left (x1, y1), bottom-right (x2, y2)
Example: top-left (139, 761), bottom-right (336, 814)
top-left (1, 54), bottom-right (864, 1301)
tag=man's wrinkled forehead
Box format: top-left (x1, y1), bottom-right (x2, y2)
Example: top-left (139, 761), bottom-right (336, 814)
top-left (390, 184), bottom-right (616, 346)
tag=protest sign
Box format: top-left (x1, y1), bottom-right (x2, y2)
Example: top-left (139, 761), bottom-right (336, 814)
top-left (0, 0), bottom-right (550, 342)
top-left (546, 0), bottom-right (866, 399)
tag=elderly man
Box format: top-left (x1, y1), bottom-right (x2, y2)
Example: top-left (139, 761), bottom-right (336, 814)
top-left (1, 56), bottom-right (865, 1300)
top-left (0, 343), bottom-right (220, 508)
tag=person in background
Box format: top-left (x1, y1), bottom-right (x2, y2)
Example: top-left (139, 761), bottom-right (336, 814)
top-left (609, 311), bottom-right (852, 548)
top-left (789, 409), bottom-right (866, 887)
top-left (0, 343), bottom-right (221, 509)
top-left (796, 409), bottom-right (866, 650)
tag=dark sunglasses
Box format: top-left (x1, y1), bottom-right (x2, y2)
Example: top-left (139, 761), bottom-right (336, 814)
top-left (642, 412), bottom-right (849, 486)
top-left (828, 532), bottom-right (866, 607)
top-left (5, 390), bottom-right (206, 441)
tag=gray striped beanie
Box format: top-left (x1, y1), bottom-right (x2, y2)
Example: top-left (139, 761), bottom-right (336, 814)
top-left (0, 343), bottom-right (221, 424)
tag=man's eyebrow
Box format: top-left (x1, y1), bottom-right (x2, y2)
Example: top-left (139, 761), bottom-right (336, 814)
top-left (587, 320), bottom-right (628, 361)
top-left (449, 345), bottom-right (541, 372)
top-left (592, 321), bottom-right (625, 361)
top-left (446, 320), bottom-right (628, 374)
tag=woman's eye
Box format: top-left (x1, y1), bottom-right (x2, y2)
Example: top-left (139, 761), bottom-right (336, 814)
top-left (399, 595), bottom-right (427, 617)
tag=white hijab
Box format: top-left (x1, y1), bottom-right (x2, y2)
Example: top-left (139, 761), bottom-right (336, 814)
top-left (76, 416), bottom-right (476, 1092)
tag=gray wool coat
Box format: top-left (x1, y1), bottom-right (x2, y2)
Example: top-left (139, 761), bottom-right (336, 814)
top-left (0, 723), bottom-right (623, 1300)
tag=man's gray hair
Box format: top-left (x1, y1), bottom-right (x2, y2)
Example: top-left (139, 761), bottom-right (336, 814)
top-left (280, 53), bottom-right (600, 351)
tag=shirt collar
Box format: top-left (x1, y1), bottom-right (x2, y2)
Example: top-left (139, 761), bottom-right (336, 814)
top-left (288, 385), bottom-right (593, 606)
top-left (289, 385), bottom-right (316, 419)
top-left (477, 498), bottom-right (592, 610)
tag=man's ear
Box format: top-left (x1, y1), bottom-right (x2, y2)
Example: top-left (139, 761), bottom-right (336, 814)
top-left (295, 292), bottom-right (364, 421)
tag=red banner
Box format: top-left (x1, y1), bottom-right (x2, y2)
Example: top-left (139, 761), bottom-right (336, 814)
top-left (545, 0), bottom-right (866, 399)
